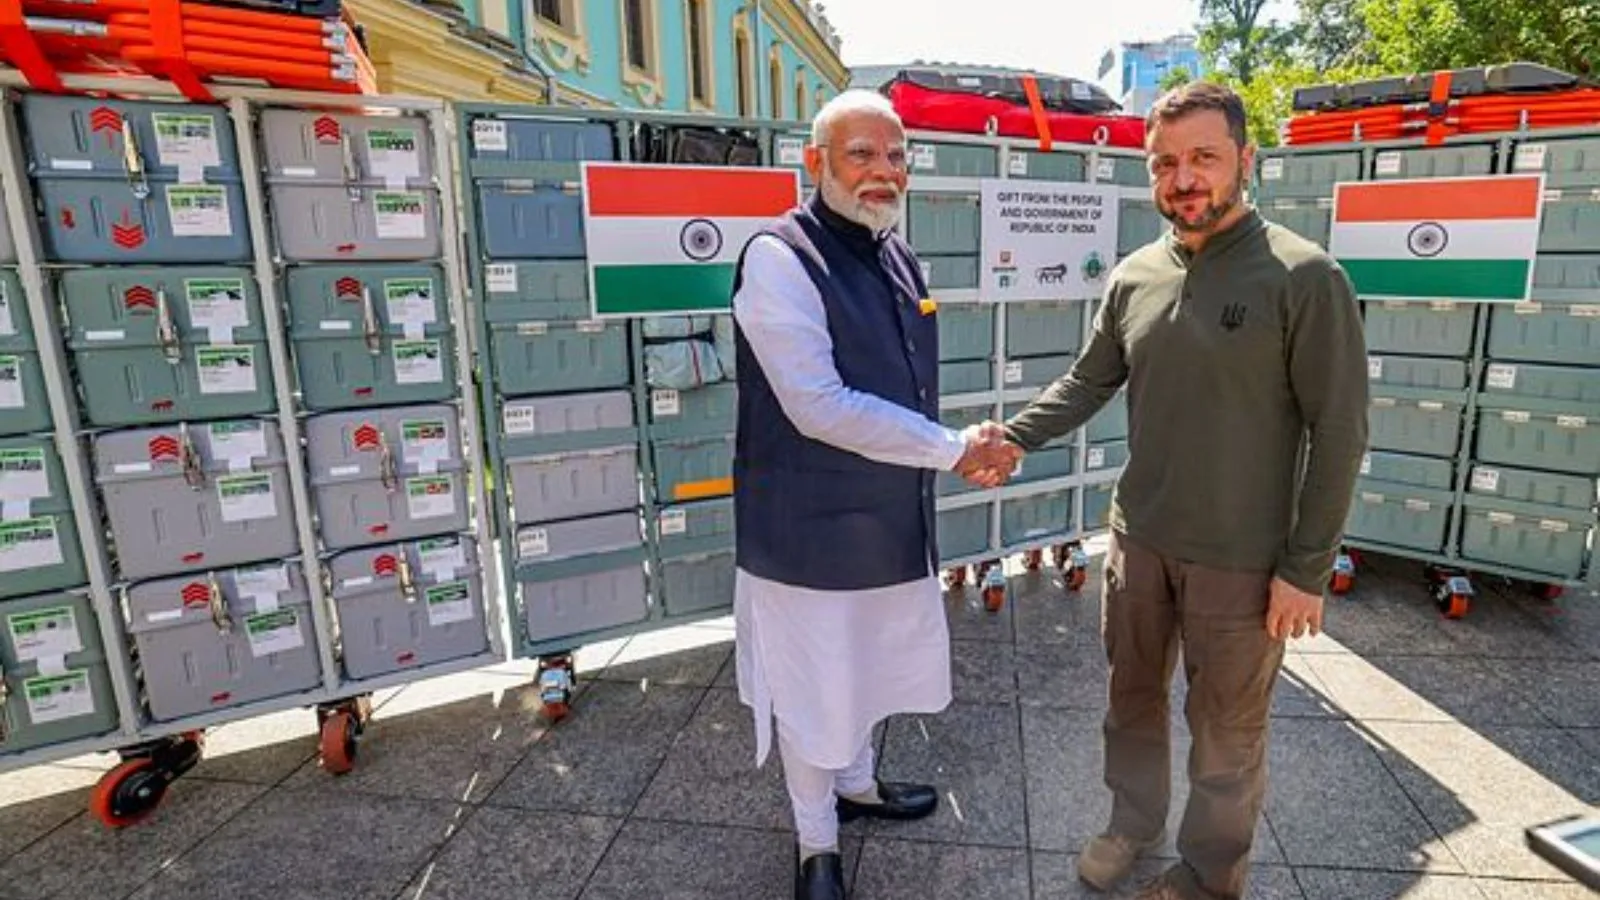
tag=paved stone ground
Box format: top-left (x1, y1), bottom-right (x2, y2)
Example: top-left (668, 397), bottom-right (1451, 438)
top-left (1, 543), bottom-right (1597, 900)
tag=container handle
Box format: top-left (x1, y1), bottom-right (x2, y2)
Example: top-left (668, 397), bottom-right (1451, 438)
top-left (379, 433), bottom-right (398, 492)
top-left (397, 550), bottom-right (416, 603)
top-left (341, 132), bottom-right (362, 202)
top-left (361, 286), bottom-right (382, 356)
top-left (208, 572), bottom-right (232, 634)
top-left (179, 422), bottom-right (206, 489)
top-left (156, 286), bottom-right (182, 365)
top-left (121, 118), bottom-right (150, 200)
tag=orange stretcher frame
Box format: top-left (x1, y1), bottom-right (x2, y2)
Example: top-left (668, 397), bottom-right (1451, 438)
top-left (1286, 81), bottom-right (1600, 146)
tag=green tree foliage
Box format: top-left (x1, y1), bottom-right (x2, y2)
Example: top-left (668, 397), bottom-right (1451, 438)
top-left (1159, 65), bottom-right (1196, 92)
top-left (1358, 0), bottom-right (1600, 77)
top-left (1197, 0), bottom-right (1298, 84)
top-left (1296, 0), bottom-right (1376, 69)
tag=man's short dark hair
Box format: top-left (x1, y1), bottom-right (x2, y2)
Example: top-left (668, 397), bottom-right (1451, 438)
top-left (1145, 82), bottom-right (1249, 148)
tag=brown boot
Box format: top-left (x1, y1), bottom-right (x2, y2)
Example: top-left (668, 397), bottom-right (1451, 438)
top-left (1077, 830), bottom-right (1165, 890)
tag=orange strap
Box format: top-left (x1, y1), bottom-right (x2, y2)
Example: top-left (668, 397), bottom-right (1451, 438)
top-left (148, 0), bottom-right (213, 101)
top-left (1021, 74), bottom-right (1054, 152)
top-left (1425, 69), bottom-right (1453, 146)
top-left (0, 0), bottom-right (65, 92)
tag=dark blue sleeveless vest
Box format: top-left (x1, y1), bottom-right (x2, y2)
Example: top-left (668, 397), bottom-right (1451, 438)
top-left (731, 193), bottom-right (943, 591)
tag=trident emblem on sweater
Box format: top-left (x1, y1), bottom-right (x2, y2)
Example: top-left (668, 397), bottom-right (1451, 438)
top-left (1220, 303), bottom-right (1247, 332)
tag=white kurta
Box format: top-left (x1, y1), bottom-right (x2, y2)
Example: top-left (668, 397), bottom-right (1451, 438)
top-left (732, 234), bottom-right (967, 771)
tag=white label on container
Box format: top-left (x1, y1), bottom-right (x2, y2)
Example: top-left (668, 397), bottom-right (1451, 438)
top-left (425, 580), bottom-right (476, 626)
top-left (406, 476), bottom-right (456, 520)
top-left (330, 464), bottom-right (362, 477)
top-left (1540, 519), bottom-right (1571, 533)
top-left (166, 186), bottom-right (233, 237)
top-left (366, 129), bottom-right (421, 179)
top-left (1374, 151), bottom-right (1402, 176)
top-left (1502, 410), bottom-right (1532, 423)
top-left (1486, 364), bottom-right (1518, 390)
top-left (185, 278), bottom-right (249, 331)
top-left (1261, 158), bottom-right (1285, 181)
top-left (84, 330), bottom-right (126, 343)
top-left (392, 340), bottom-right (444, 385)
top-left (1404, 499), bottom-right (1432, 512)
top-left (235, 562), bottom-right (290, 597)
top-left (209, 421), bottom-right (266, 465)
top-left (0, 280), bottom-right (13, 337)
top-left (776, 137), bottom-right (805, 166)
top-left (1095, 158), bottom-right (1116, 181)
top-left (1418, 400), bottom-right (1445, 412)
top-left (1367, 357), bottom-right (1384, 379)
top-left (384, 278), bottom-right (436, 327)
top-left (217, 473), bottom-right (277, 523)
top-left (2, 500), bottom-right (27, 521)
top-left (401, 419), bottom-right (450, 464)
top-left (1544, 189), bottom-right (1564, 203)
top-left (1488, 511), bottom-right (1516, 525)
top-left (0, 517), bottom-right (62, 573)
top-left (1429, 301), bottom-right (1458, 311)
top-left (472, 119), bottom-right (508, 152)
top-left (36, 654), bottom-right (66, 677)
top-left (50, 159), bottom-right (92, 171)
top-left (1008, 154), bottom-right (1028, 176)
top-left (912, 144), bottom-right (937, 171)
top-left (8, 606), bottom-right (83, 660)
top-left (24, 671), bottom-right (94, 724)
top-left (0, 448), bottom-right (48, 501)
top-left (341, 575), bottom-right (374, 589)
top-left (374, 192), bottom-right (427, 240)
top-left (502, 405), bottom-right (535, 435)
top-left (517, 322), bottom-right (549, 336)
top-left (518, 527), bottom-right (550, 558)
top-left (321, 319), bottom-right (355, 332)
top-left (1557, 415), bottom-right (1588, 429)
top-left (145, 609), bottom-right (183, 623)
top-left (1514, 302), bottom-right (1544, 315)
top-left (1471, 468), bottom-right (1501, 493)
top-left (652, 389), bottom-right (681, 417)
top-left (114, 462), bottom-right (153, 475)
top-left (153, 113), bottom-right (221, 170)
top-left (281, 166), bottom-right (316, 178)
top-left (418, 537), bottom-right (465, 580)
top-left (1372, 397), bottom-right (1397, 408)
top-left (919, 261), bottom-right (932, 282)
top-left (1559, 303), bottom-right (1600, 318)
top-left (1514, 143), bottom-right (1547, 172)
top-left (245, 610), bottom-right (303, 658)
top-left (575, 320), bottom-right (606, 334)
top-left (196, 345), bottom-right (257, 395)
top-left (250, 592), bottom-right (279, 614)
top-left (1361, 491), bottom-right (1385, 504)
top-left (1359, 453), bottom-right (1372, 475)
top-left (659, 508), bottom-right (687, 536)
top-left (487, 263), bottom-right (518, 293)
top-left (1004, 361), bottom-right (1024, 384)
top-left (0, 355), bottom-right (24, 409)
top-left (1088, 447), bottom-right (1107, 470)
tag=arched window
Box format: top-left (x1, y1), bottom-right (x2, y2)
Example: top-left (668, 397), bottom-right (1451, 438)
top-left (768, 48), bottom-right (784, 119)
top-left (734, 29), bottom-right (753, 116)
top-left (794, 71), bottom-right (807, 119)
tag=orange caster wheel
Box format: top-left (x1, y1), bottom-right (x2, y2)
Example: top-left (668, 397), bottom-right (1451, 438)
top-left (88, 732), bottom-right (204, 828)
top-left (1065, 566), bottom-right (1088, 592)
top-left (538, 655), bottom-right (576, 722)
top-left (1536, 583), bottom-right (1565, 601)
top-left (945, 567), bottom-right (968, 589)
top-left (1427, 568), bottom-right (1474, 620)
top-left (1330, 551), bottom-right (1356, 596)
top-left (1024, 549), bottom-right (1044, 572)
top-left (1440, 592), bottom-right (1471, 619)
top-left (319, 710), bottom-right (359, 775)
top-left (980, 564), bottom-right (1006, 612)
top-left (1330, 572), bottom-right (1355, 595)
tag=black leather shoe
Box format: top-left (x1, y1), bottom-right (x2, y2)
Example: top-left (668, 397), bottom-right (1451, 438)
top-left (836, 780), bottom-right (938, 823)
top-left (795, 850), bottom-right (845, 900)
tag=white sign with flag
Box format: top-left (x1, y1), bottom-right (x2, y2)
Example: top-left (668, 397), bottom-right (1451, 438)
top-left (980, 179), bottom-right (1120, 302)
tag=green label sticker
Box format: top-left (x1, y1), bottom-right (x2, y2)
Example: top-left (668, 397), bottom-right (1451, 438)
top-left (383, 278), bottom-right (436, 327)
top-left (216, 472), bottom-right (276, 523)
top-left (195, 345), bottom-right (256, 395)
top-left (373, 191), bottom-right (427, 240)
top-left (184, 278), bottom-right (248, 331)
top-left (424, 580), bottom-right (475, 625)
top-left (391, 340), bottom-right (443, 385)
top-left (8, 606), bottom-right (82, 659)
top-left (23, 670), bottom-right (94, 724)
top-left (405, 475), bottom-right (455, 520)
top-left (166, 186), bottom-right (233, 237)
top-left (0, 355), bottom-right (24, 409)
top-left (0, 448), bottom-right (47, 501)
top-left (152, 113), bottom-right (220, 169)
top-left (244, 609), bottom-right (302, 658)
top-left (0, 517), bottom-right (62, 574)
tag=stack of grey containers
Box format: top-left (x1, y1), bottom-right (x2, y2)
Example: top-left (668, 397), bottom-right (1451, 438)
top-left (465, 114), bottom-right (650, 652)
top-left (20, 95), bottom-right (315, 728)
top-left (265, 109), bottom-right (488, 681)
top-left (0, 132), bottom-right (116, 755)
top-left (1258, 136), bottom-right (1599, 590)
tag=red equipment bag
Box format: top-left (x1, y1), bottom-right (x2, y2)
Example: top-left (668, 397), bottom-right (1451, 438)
top-left (884, 71), bottom-right (1146, 149)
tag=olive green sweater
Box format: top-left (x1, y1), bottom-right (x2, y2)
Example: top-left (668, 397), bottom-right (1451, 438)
top-left (1004, 209), bottom-right (1369, 595)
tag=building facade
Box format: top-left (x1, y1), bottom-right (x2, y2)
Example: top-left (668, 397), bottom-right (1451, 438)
top-left (1098, 33), bottom-right (1203, 114)
top-left (346, 0), bottom-right (848, 115)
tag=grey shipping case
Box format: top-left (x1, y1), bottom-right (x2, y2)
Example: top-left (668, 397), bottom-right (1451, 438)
top-left (328, 534), bottom-right (489, 680)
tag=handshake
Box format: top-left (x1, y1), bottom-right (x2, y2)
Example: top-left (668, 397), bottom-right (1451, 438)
top-left (953, 422), bottom-right (1024, 489)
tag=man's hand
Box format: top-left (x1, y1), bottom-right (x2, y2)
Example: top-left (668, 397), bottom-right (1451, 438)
top-left (952, 422), bottom-right (1023, 488)
top-left (1266, 577), bottom-right (1324, 641)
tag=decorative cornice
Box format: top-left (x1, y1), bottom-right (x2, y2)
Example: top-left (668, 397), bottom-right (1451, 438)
top-left (345, 0), bottom-right (556, 101)
top-left (759, 0), bottom-right (846, 88)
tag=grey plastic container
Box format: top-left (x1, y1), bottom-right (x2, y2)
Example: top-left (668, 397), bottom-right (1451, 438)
top-left (656, 496), bottom-right (733, 559)
top-left (1009, 149), bottom-right (1087, 182)
top-left (1535, 193), bottom-right (1600, 253)
top-left (937, 504), bottom-right (991, 562)
top-left (1084, 481), bottom-right (1115, 531)
top-left (0, 592), bottom-right (117, 754)
top-left (653, 435), bottom-right (733, 504)
top-left (937, 304), bottom-right (993, 362)
top-left (518, 550), bottom-right (649, 643)
top-left (1488, 302), bottom-right (1600, 367)
top-left (1466, 464), bottom-right (1595, 511)
top-left (507, 446), bottom-right (638, 525)
top-left (126, 562), bottom-right (320, 722)
top-left (500, 389), bottom-right (635, 449)
top-left (328, 535), bottom-right (489, 680)
top-left (1458, 501), bottom-right (1591, 580)
top-left (1262, 199), bottom-right (1332, 248)
top-left (305, 405), bottom-right (468, 550)
top-left (941, 359), bottom-right (992, 394)
top-left (907, 141), bottom-right (998, 177)
top-left (1006, 301), bottom-right (1085, 359)
top-left (1085, 440), bottom-right (1128, 474)
top-left (60, 267), bottom-right (274, 426)
top-left (23, 96), bottom-right (251, 263)
top-left (1012, 445), bottom-right (1076, 484)
top-left (1368, 355), bottom-right (1469, 391)
top-left (1473, 407), bottom-right (1600, 476)
top-left (1345, 483), bottom-right (1455, 552)
top-left (477, 181), bottom-right (587, 259)
top-left (467, 117), bottom-right (615, 164)
top-left (481, 259), bottom-right (592, 323)
top-left (1002, 353), bottom-right (1072, 390)
top-left (660, 550), bottom-right (735, 616)
top-left (1087, 393), bottom-right (1130, 443)
top-left (284, 264), bottom-right (455, 410)
top-left (1360, 450), bottom-right (1455, 491)
top-left (1479, 362), bottom-right (1600, 406)
top-left (0, 436), bottom-right (87, 600)
top-left (1119, 199), bottom-right (1164, 255)
top-left (491, 320), bottom-right (630, 396)
top-left (95, 420), bottom-right (297, 580)
top-left (1256, 151), bottom-right (1362, 201)
top-left (0, 271), bottom-right (51, 437)
top-left (261, 109), bottom-right (440, 262)
top-left (517, 512), bottom-right (640, 567)
top-left (1370, 144), bottom-right (1494, 180)
top-left (1368, 396), bottom-right (1464, 458)
top-left (922, 255), bottom-right (980, 290)
top-left (1362, 300), bottom-right (1478, 358)
top-left (1001, 488), bottom-right (1077, 547)
top-left (907, 193), bottom-right (980, 256)
top-left (649, 382), bottom-right (735, 440)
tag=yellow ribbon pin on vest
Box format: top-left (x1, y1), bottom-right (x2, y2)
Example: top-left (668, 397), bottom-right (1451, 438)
top-left (919, 298), bottom-right (938, 316)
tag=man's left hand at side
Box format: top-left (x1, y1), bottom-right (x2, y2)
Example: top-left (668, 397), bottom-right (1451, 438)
top-left (1265, 577), bottom-right (1324, 641)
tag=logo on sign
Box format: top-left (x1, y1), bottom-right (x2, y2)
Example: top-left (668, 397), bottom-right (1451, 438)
top-left (148, 435), bottom-right (181, 462)
top-left (124, 285), bottom-right (157, 312)
top-left (352, 424), bottom-right (381, 452)
top-left (1000, 250), bottom-right (1013, 265)
top-left (111, 209), bottom-right (146, 250)
top-left (180, 582), bottom-right (211, 608)
top-left (313, 116), bottom-right (343, 144)
top-left (373, 553), bottom-right (398, 577)
top-left (1036, 263), bottom-right (1069, 285)
top-left (1082, 252), bottom-right (1108, 282)
top-left (335, 277), bottom-right (364, 301)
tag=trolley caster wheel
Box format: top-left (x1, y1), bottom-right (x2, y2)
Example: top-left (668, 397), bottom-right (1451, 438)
top-left (88, 733), bottom-right (204, 828)
top-left (1050, 545), bottom-right (1069, 571)
top-left (1056, 543), bottom-right (1090, 592)
top-left (1330, 552), bottom-right (1357, 596)
top-left (944, 567), bottom-right (968, 589)
top-left (981, 564), bottom-right (1007, 612)
top-left (1427, 569), bottom-right (1475, 620)
top-left (537, 655), bottom-right (576, 723)
top-left (1535, 582), bottom-right (1564, 602)
top-left (319, 710), bottom-right (359, 775)
top-left (1023, 549), bottom-right (1044, 572)
top-left (1065, 566), bottom-right (1089, 592)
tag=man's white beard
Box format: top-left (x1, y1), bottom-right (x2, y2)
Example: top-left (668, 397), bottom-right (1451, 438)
top-left (819, 165), bottom-right (904, 234)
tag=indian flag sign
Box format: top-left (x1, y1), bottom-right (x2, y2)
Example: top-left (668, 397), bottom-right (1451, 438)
top-left (583, 163), bottom-right (801, 317)
top-left (1328, 175), bottom-right (1545, 302)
